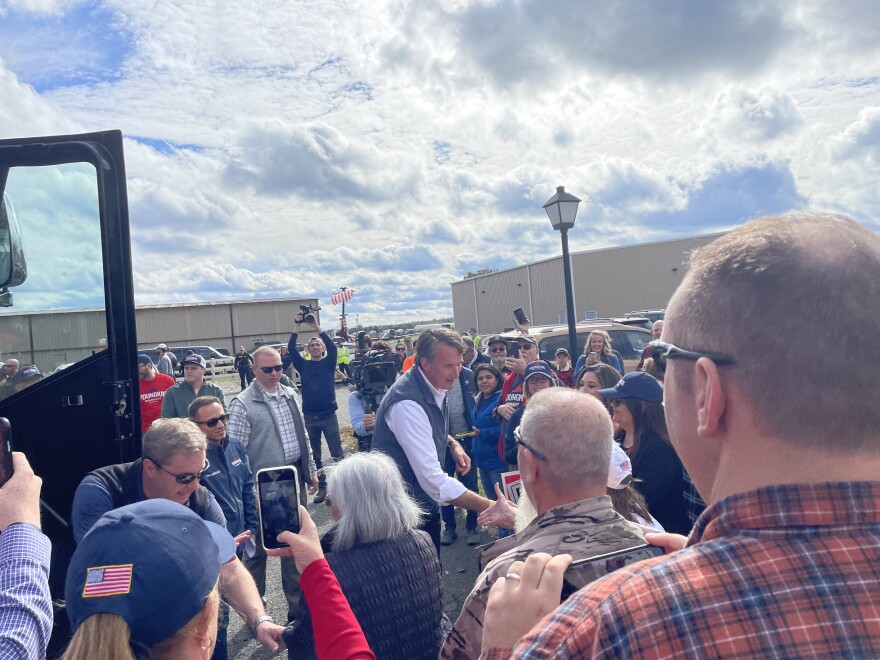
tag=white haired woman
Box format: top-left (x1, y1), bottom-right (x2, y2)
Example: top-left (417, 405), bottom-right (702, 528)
top-left (282, 452), bottom-right (449, 659)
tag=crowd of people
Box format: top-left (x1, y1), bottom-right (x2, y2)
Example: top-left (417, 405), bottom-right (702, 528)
top-left (0, 212), bottom-right (879, 659)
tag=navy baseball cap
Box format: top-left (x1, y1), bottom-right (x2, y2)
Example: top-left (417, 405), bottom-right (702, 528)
top-left (65, 499), bottom-right (235, 650)
top-left (11, 365), bottom-right (40, 384)
top-left (137, 354), bottom-right (153, 366)
top-left (183, 354), bottom-right (207, 369)
top-left (524, 360), bottom-right (554, 382)
top-left (598, 371), bottom-right (663, 403)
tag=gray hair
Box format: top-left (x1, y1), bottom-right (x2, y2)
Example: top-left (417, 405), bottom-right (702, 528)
top-left (519, 388), bottom-right (612, 491)
top-left (327, 452), bottom-right (424, 552)
top-left (667, 213), bottom-right (880, 451)
top-left (415, 328), bottom-right (465, 366)
top-left (142, 418), bottom-right (207, 465)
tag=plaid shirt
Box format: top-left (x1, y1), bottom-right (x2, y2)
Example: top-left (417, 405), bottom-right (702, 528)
top-left (486, 481), bottom-right (880, 659)
top-left (0, 523), bottom-right (52, 660)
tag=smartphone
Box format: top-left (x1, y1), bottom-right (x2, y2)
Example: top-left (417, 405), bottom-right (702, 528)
top-left (506, 341), bottom-right (520, 359)
top-left (256, 465), bottom-right (301, 550)
top-left (0, 418), bottom-right (12, 488)
top-left (560, 543), bottom-right (663, 601)
top-left (589, 351), bottom-right (598, 360)
top-left (513, 307), bottom-right (529, 326)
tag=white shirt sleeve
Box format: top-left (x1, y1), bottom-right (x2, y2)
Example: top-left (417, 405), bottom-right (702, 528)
top-left (385, 400), bottom-right (467, 505)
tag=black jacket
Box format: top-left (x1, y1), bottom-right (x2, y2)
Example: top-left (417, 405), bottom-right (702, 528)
top-left (629, 429), bottom-right (691, 535)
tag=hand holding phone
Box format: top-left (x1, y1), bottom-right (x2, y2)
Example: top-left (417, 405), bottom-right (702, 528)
top-left (0, 419), bottom-right (13, 488)
top-left (257, 466), bottom-right (301, 550)
top-left (560, 544), bottom-right (663, 601)
top-left (266, 506), bottom-right (325, 574)
top-left (513, 307), bottom-right (530, 327)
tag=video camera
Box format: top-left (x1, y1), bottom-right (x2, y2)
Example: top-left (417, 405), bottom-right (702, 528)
top-left (299, 303), bottom-right (321, 325)
top-left (349, 349), bottom-right (398, 451)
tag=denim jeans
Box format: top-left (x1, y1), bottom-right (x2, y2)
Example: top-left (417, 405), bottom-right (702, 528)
top-left (441, 443), bottom-right (478, 531)
top-left (304, 413), bottom-right (344, 488)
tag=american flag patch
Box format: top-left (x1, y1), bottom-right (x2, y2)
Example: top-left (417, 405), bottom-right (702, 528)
top-left (82, 564), bottom-right (133, 598)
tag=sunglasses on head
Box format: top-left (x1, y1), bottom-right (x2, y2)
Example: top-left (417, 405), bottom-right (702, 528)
top-left (196, 413), bottom-right (229, 428)
top-left (150, 458), bottom-right (210, 484)
top-left (648, 340), bottom-right (736, 376)
top-left (260, 364), bottom-right (285, 374)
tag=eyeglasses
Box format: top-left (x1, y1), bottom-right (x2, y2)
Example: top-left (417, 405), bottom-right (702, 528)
top-left (396, 348), bottom-right (406, 353)
top-left (513, 427), bottom-right (548, 462)
top-left (259, 364), bottom-right (285, 374)
top-left (649, 340), bottom-right (736, 376)
top-left (488, 347), bottom-right (507, 354)
top-left (518, 343), bottom-right (537, 352)
top-left (195, 413), bottom-right (229, 428)
top-left (149, 458), bottom-right (210, 484)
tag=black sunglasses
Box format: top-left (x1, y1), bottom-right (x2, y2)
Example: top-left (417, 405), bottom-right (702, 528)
top-left (196, 413), bottom-right (229, 428)
top-left (150, 458), bottom-right (210, 484)
top-left (488, 347), bottom-right (507, 353)
top-left (259, 364), bottom-right (285, 374)
top-left (649, 340), bottom-right (736, 376)
top-left (513, 427), bottom-right (548, 462)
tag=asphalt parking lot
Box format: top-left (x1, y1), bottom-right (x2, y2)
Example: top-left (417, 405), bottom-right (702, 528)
top-left (220, 380), bottom-right (494, 659)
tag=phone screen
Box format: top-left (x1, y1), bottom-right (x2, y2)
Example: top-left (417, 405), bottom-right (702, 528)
top-left (0, 418), bottom-right (13, 488)
top-left (513, 307), bottom-right (528, 325)
top-left (560, 544), bottom-right (663, 601)
top-left (257, 466), bottom-right (300, 549)
top-left (506, 341), bottom-right (520, 359)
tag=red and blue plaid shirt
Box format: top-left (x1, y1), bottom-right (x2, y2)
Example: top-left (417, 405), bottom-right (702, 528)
top-left (485, 481), bottom-right (880, 659)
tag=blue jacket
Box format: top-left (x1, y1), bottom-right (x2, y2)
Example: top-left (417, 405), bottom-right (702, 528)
top-left (456, 366), bottom-right (476, 431)
top-left (574, 350), bottom-right (624, 380)
top-left (202, 437), bottom-right (259, 537)
top-left (473, 390), bottom-right (505, 471)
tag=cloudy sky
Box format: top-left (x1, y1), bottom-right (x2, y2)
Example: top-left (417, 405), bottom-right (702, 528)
top-left (1, 0), bottom-right (878, 325)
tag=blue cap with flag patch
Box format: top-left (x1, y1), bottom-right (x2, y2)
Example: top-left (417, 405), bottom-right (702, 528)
top-left (65, 498), bottom-right (235, 651)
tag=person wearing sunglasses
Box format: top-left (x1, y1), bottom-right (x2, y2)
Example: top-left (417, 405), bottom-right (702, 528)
top-left (71, 418), bottom-right (287, 655)
top-left (161, 353), bottom-right (226, 419)
top-left (597, 371), bottom-right (690, 535)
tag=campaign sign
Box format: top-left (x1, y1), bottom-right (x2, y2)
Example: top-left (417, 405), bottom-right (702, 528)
top-left (501, 470), bottom-right (523, 505)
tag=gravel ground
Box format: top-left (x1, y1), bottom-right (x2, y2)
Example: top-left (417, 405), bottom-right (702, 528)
top-left (212, 378), bottom-right (492, 659)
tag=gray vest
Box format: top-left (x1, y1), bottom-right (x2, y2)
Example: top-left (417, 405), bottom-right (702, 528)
top-left (233, 383), bottom-right (312, 487)
top-left (372, 366), bottom-right (448, 513)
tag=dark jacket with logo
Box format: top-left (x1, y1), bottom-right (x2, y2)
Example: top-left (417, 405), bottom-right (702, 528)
top-left (372, 366), bottom-right (447, 514)
top-left (202, 437), bottom-right (258, 536)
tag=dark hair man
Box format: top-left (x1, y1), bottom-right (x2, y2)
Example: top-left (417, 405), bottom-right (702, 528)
top-left (287, 312), bottom-right (343, 504)
top-left (372, 328), bottom-right (493, 553)
top-left (138, 353), bottom-right (175, 433)
top-left (482, 213), bottom-right (880, 658)
top-left (227, 346), bottom-right (318, 623)
top-left (70, 418), bottom-right (285, 653)
top-left (234, 346), bottom-right (255, 390)
top-left (189, 395), bottom-right (258, 659)
top-left (161, 354), bottom-right (226, 419)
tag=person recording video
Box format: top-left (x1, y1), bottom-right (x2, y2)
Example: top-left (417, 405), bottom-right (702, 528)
top-left (348, 341), bottom-right (396, 451)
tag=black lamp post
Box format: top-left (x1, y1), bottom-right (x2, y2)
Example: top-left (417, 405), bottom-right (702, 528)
top-left (542, 186), bottom-right (581, 360)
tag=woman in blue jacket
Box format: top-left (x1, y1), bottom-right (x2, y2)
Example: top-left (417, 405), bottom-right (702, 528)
top-left (472, 364), bottom-right (511, 537)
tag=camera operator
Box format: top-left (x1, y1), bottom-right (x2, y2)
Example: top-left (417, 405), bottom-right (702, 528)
top-left (347, 341), bottom-right (396, 452)
top-left (372, 329), bottom-right (492, 555)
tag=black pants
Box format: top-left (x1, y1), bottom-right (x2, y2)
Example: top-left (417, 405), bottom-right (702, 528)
top-left (238, 368), bottom-right (254, 389)
top-left (420, 507), bottom-right (441, 558)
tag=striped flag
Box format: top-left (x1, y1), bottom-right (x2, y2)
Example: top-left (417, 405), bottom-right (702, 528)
top-left (330, 288), bottom-right (355, 305)
top-left (82, 564), bottom-right (133, 598)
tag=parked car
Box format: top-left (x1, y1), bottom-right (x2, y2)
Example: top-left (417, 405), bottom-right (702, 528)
top-left (167, 345), bottom-right (234, 377)
top-left (497, 322), bottom-right (652, 373)
top-left (625, 309), bottom-right (665, 325)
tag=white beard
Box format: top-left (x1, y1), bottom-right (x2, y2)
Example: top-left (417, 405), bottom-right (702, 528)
top-left (514, 491), bottom-right (539, 532)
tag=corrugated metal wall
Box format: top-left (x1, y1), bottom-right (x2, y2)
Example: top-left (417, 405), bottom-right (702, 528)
top-left (0, 298), bottom-right (320, 374)
top-left (454, 233), bottom-right (724, 333)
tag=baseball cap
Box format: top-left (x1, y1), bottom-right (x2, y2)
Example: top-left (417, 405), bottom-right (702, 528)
top-left (523, 360), bottom-right (554, 382)
top-left (486, 334), bottom-right (505, 345)
top-left (11, 365), bottom-right (41, 384)
top-left (515, 333), bottom-right (538, 347)
top-left (154, 343), bottom-right (168, 351)
top-left (607, 442), bottom-right (633, 490)
top-left (554, 347), bottom-right (569, 356)
top-left (183, 354), bottom-right (207, 369)
top-left (137, 354), bottom-right (153, 366)
top-left (65, 499), bottom-right (235, 650)
top-left (598, 371), bottom-right (663, 403)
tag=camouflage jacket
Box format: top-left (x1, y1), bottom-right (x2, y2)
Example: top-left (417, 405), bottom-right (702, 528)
top-left (440, 495), bottom-right (652, 659)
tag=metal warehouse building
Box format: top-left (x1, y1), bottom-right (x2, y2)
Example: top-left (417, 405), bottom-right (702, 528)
top-left (0, 297), bottom-right (320, 374)
top-left (451, 233), bottom-right (725, 334)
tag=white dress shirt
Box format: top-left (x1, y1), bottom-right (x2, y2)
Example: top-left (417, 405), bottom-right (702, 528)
top-left (385, 371), bottom-right (467, 506)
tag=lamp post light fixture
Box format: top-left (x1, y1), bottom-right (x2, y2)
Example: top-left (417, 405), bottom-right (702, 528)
top-left (543, 185), bottom-right (581, 360)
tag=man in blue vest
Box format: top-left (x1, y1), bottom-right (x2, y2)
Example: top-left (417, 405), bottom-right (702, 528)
top-left (372, 328), bottom-right (492, 554)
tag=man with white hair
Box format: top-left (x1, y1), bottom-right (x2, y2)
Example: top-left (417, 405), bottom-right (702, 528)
top-left (441, 387), bottom-right (652, 659)
top-left (483, 213), bottom-right (880, 658)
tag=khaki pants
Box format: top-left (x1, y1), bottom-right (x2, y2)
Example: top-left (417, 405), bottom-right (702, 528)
top-left (243, 483), bottom-right (308, 621)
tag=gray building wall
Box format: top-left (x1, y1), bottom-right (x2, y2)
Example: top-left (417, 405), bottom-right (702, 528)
top-left (0, 297), bottom-right (321, 374)
top-left (453, 233), bottom-right (725, 334)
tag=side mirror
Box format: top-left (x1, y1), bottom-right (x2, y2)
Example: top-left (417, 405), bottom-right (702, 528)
top-left (0, 193), bottom-right (27, 303)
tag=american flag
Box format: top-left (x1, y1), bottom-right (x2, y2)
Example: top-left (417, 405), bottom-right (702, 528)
top-left (330, 288), bottom-right (355, 305)
top-left (82, 564), bottom-right (133, 598)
